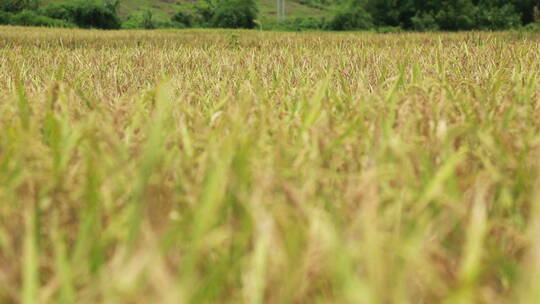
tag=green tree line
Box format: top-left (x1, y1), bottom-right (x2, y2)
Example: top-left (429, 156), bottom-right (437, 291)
top-left (331, 0), bottom-right (540, 31)
top-left (0, 0), bottom-right (539, 30)
top-left (0, 0), bottom-right (257, 29)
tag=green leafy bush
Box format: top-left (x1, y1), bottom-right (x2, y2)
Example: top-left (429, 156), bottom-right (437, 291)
top-left (210, 0), bottom-right (258, 29)
top-left (273, 17), bottom-right (326, 31)
top-left (0, 11), bottom-right (12, 24)
top-left (0, 0), bottom-right (39, 13)
top-left (171, 9), bottom-right (196, 28)
top-left (41, 0), bottom-right (121, 29)
top-left (290, 17), bottom-right (326, 30)
top-left (123, 11), bottom-right (179, 29)
top-left (376, 26), bottom-right (403, 33)
top-left (68, 1), bottom-right (120, 29)
top-left (411, 12), bottom-right (439, 31)
top-left (328, 0), bottom-right (537, 31)
top-left (475, 4), bottom-right (521, 30)
top-left (171, 0), bottom-right (259, 29)
top-left (434, 0), bottom-right (477, 31)
top-left (193, 1), bottom-right (214, 26)
top-left (8, 9), bottom-right (74, 27)
top-left (328, 1), bottom-right (373, 31)
top-left (41, 3), bottom-right (75, 21)
top-left (296, 0), bottom-right (327, 10)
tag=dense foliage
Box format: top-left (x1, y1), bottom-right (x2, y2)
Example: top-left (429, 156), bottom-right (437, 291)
top-left (328, 0), bottom-right (373, 30)
top-left (122, 10), bottom-right (157, 29)
top-left (252, 0), bottom-right (537, 31)
top-left (328, 0), bottom-right (540, 30)
top-left (0, 0), bottom-right (539, 30)
top-left (210, 0), bottom-right (258, 28)
top-left (171, 0), bottom-right (258, 29)
top-left (0, 0), bottom-right (121, 29)
top-left (42, 0), bottom-right (121, 29)
top-left (0, 9), bottom-right (73, 27)
top-left (0, 0), bottom-right (39, 12)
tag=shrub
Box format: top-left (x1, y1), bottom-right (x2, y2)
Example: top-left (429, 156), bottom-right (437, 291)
top-left (171, 9), bottom-right (196, 28)
top-left (41, 0), bottom-right (121, 29)
top-left (273, 17), bottom-right (326, 31)
top-left (295, 17), bottom-right (326, 30)
top-left (70, 1), bottom-right (121, 29)
top-left (475, 4), bottom-right (521, 30)
top-left (41, 3), bottom-right (74, 21)
top-left (154, 18), bottom-right (174, 29)
top-left (8, 9), bottom-right (74, 27)
top-left (122, 11), bottom-right (156, 29)
top-left (365, 0), bottom-right (403, 27)
top-left (522, 6), bottom-right (540, 32)
top-left (328, 2), bottom-right (373, 31)
top-left (290, 17), bottom-right (326, 31)
top-left (411, 12), bottom-right (439, 31)
top-left (122, 12), bottom-right (144, 29)
top-left (210, 0), bottom-right (258, 29)
top-left (0, 0), bottom-right (39, 13)
top-left (180, 0), bottom-right (258, 29)
top-left (376, 26), bottom-right (403, 33)
top-left (194, 1), bottom-right (214, 26)
top-left (0, 11), bottom-right (12, 24)
top-left (297, 0), bottom-right (326, 10)
top-left (434, 0), bottom-right (478, 31)
top-left (139, 10), bottom-right (155, 29)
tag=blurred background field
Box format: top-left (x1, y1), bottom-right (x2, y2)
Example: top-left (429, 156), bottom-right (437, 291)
top-left (1, 27), bottom-right (540, 303)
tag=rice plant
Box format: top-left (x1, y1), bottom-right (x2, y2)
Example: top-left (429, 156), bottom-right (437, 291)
top-left (1, 27), bottom-right (540, 303)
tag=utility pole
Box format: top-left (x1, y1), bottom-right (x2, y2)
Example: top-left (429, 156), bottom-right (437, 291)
top-left (277, 0), bottom-right (285, 21)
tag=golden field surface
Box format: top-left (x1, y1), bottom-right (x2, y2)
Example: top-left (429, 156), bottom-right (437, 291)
top-left (1, 26), bottom-right (540, 303)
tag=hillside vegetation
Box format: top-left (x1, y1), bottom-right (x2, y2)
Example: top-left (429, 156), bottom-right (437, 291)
top-left (2, 27), bottom-right (540, 303)
top-left (1, 0), bottom-right (540, 30)
top-left (41, 0), bottom-right (329, 24)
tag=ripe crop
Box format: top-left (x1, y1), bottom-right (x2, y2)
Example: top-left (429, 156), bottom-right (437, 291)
top-left (1, 27), bottom-right (540, 303)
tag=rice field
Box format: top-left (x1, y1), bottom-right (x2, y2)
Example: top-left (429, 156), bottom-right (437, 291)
top-left (1, 26), bottom-right (540, 303)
